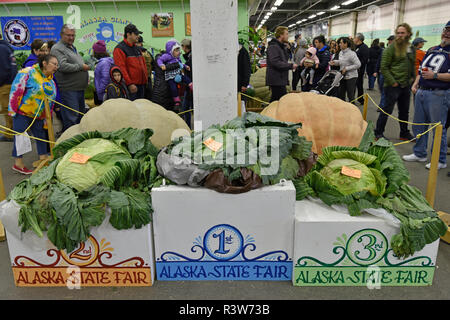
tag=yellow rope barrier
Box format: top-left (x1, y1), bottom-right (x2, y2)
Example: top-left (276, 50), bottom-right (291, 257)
top-left (393, 122), bottom-right (441, 146)
top-left (348, 94), bottom-right (365, 104)
top-left (0, 123), bottom-right (56, 144)
top-left (366, 94), bottom-right (438, 126)
top-left (240, 92), bottom-right (271, 105)
top-left (47, 97), bottom-right (86, 116)
top-left (1, 99), bottom-right (43, 136)
top-left (177, 109), bottom-right (193, 116)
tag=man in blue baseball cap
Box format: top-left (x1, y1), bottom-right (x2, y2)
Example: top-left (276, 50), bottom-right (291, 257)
top-left (403, 21), bottom-right (450, 170)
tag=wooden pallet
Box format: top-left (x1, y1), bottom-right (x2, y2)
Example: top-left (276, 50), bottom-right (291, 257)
top-left (0, 169), bottom-right (6, 241)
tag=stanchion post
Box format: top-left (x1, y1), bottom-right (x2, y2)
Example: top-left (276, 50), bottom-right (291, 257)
top-left (425, 124), bottom-right (443, 207)
top-left (362, 93), bottom-right (368, 120)
top-left (237, 92), bottom-right (242, 117)
top-left (0, 169), bottom-right (6, 241)
top-left (44, 98), bottom-right (55, 157)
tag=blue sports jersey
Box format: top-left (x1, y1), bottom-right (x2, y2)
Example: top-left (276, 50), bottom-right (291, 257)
top-left (418, 45), bottom-right (450, 90)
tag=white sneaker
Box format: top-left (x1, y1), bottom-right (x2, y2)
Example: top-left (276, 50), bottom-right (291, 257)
top-left (402, 153), bottom-right (427, 162)
top-left (425, 162), bottom-right (447, 170)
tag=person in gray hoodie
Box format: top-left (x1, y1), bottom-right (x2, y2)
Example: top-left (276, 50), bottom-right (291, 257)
top-left (329, 37), bottom-right (361, 103)
top-left (51, 24), bottom-right (90, 132)
top-left (292, 38), bottom-right (307, 91)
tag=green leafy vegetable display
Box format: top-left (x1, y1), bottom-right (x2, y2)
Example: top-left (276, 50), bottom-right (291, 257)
top-left (8, 128), bottom-right (159, 252)
top-left (293, 122), bottom-right (447, 259)
top-left (167, 112), bottom-right (314, 185)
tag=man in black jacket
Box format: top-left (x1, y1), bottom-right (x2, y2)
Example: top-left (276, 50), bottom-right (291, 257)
top-left (238, 41), bottom-right (251, 93)
top-left (0, 35), bottom-right (17, 142)
top-left (354, 33), bottom-right (370, 104)
top-left (312, 35), bottom-right (331, 87)
top-left (266, 26), bottom-right (298, 102)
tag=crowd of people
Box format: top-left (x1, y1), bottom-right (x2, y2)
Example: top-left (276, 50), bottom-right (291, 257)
top-left (263, 21), bottom-right (449, 174)
top-left (0, 21), bottom-right (448, 177)
top-left (0, 23), bottom-right (194, 174)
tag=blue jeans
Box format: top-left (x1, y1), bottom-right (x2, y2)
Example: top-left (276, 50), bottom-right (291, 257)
top-left (412, 89), bottom-right (449, 164)
top-left (129, 84), bottom-right (146, 101)
top-left (12, 114), bottom-right (49, 158)
top-left (378, 74), bottom-right (385, 107)
top-left (367, 73), bottom-right (376, 90)
top-left (60, 90), bottom-right (86, 132)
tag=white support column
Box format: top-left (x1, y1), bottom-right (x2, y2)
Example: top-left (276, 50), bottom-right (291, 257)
top-left (327, 18), bottom-right (332, 38)
top-left (191, 0), bottom-right (238, 130)
top-left (392, 0), bottom-right (406, 33)
top-left (350, 11), bottom-right (358, 37)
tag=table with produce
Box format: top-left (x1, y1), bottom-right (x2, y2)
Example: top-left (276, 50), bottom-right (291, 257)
top-left (0, 94), bottom-right (446, 287)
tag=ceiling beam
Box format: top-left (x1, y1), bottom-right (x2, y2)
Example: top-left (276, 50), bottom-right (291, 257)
top-left (273, 0), bottom-right (322, 30)
top-left (255, 0), bottom-right (270, 27)
top-left (296, 0), bottom-right (385, 28)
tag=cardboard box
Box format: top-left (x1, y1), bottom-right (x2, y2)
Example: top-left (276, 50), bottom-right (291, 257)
top-left (152, 182), bottom-right (296, 281)
top-left (5, 210), bottom-right (155, 287)
top-left (293, 200), bottom-right (440, 287)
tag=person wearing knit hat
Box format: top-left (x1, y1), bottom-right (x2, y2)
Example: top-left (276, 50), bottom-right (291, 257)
top-left (92, 40), bottom-right (114, 104)
top-left (300, 46), bottom-right (320, 85)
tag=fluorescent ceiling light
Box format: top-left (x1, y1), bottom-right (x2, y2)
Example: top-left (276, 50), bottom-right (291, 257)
top-left (342, 0), bottom-right (357, 5)
top-left (296, 20), bottom-right (302, 24)
top-left (267, 12), bottom-right (273, 16)
top-left (302, 18), bottom-right (308, 21)
top-left (274, 0), bottom-right (284, 6)
top-left (308, 14), bottom-right (316, 19)
top-left (270, 6), bottom-right (277, 11)
top-left (330, 5), bottom-right (340, 10)
top-left (317, 11), bottom-right (325, 15)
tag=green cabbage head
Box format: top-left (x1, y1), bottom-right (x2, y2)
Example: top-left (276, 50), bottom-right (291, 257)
top-left (320, 158), bottom-right (386, 196)
top-left (55, 138), bottom-right (130, 192)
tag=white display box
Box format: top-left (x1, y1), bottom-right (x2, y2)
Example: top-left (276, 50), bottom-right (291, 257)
top-left (152, 182), bottom-right (296, 281)
top-left (4, 209), bottom-right (155, 287)
top-left (293, 200), bottom-right (440, 287)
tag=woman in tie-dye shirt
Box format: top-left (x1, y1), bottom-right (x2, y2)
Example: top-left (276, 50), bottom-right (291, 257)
top-left (8, 54), bottom-right (58, 175)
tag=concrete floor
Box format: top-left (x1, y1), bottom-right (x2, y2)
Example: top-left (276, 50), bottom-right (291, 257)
top-left (0, 80), bottom-right (449, 299)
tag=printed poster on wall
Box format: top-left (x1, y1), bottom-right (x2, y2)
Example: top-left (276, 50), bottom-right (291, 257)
top-left (185, 13), bottom-right (191, 36)
top-left (1, 16), bottom-right (64, 50)
top-left (151, 13), bottom-right (174, 37)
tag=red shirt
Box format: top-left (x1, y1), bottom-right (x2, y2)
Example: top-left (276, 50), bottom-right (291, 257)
top-left (113, 39), bottom-right (148, 86)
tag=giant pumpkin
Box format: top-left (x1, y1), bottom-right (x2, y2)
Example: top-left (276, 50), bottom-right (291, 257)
top-left (56, 98), bottom-right (191, 149)
top-left (261, 92), bottom-right (368, 154)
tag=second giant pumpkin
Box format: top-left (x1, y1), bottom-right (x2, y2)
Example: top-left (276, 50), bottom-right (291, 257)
top-left (261, 92), bottom-right (368, 154)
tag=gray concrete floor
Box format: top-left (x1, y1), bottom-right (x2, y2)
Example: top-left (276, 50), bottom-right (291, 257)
top-left (0, 79), bottom-right (449, 299)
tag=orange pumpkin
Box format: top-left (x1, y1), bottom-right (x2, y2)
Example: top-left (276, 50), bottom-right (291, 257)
top-left (261, 92), bottom-right (368, 154)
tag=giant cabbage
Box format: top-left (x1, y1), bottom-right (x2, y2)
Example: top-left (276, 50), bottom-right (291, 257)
top-left (7, 128), bottom-right (160, 252)
top-left (55, 138), bottom-right (131, 192)
top-left (293, 122), bottom-right (447, 258)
